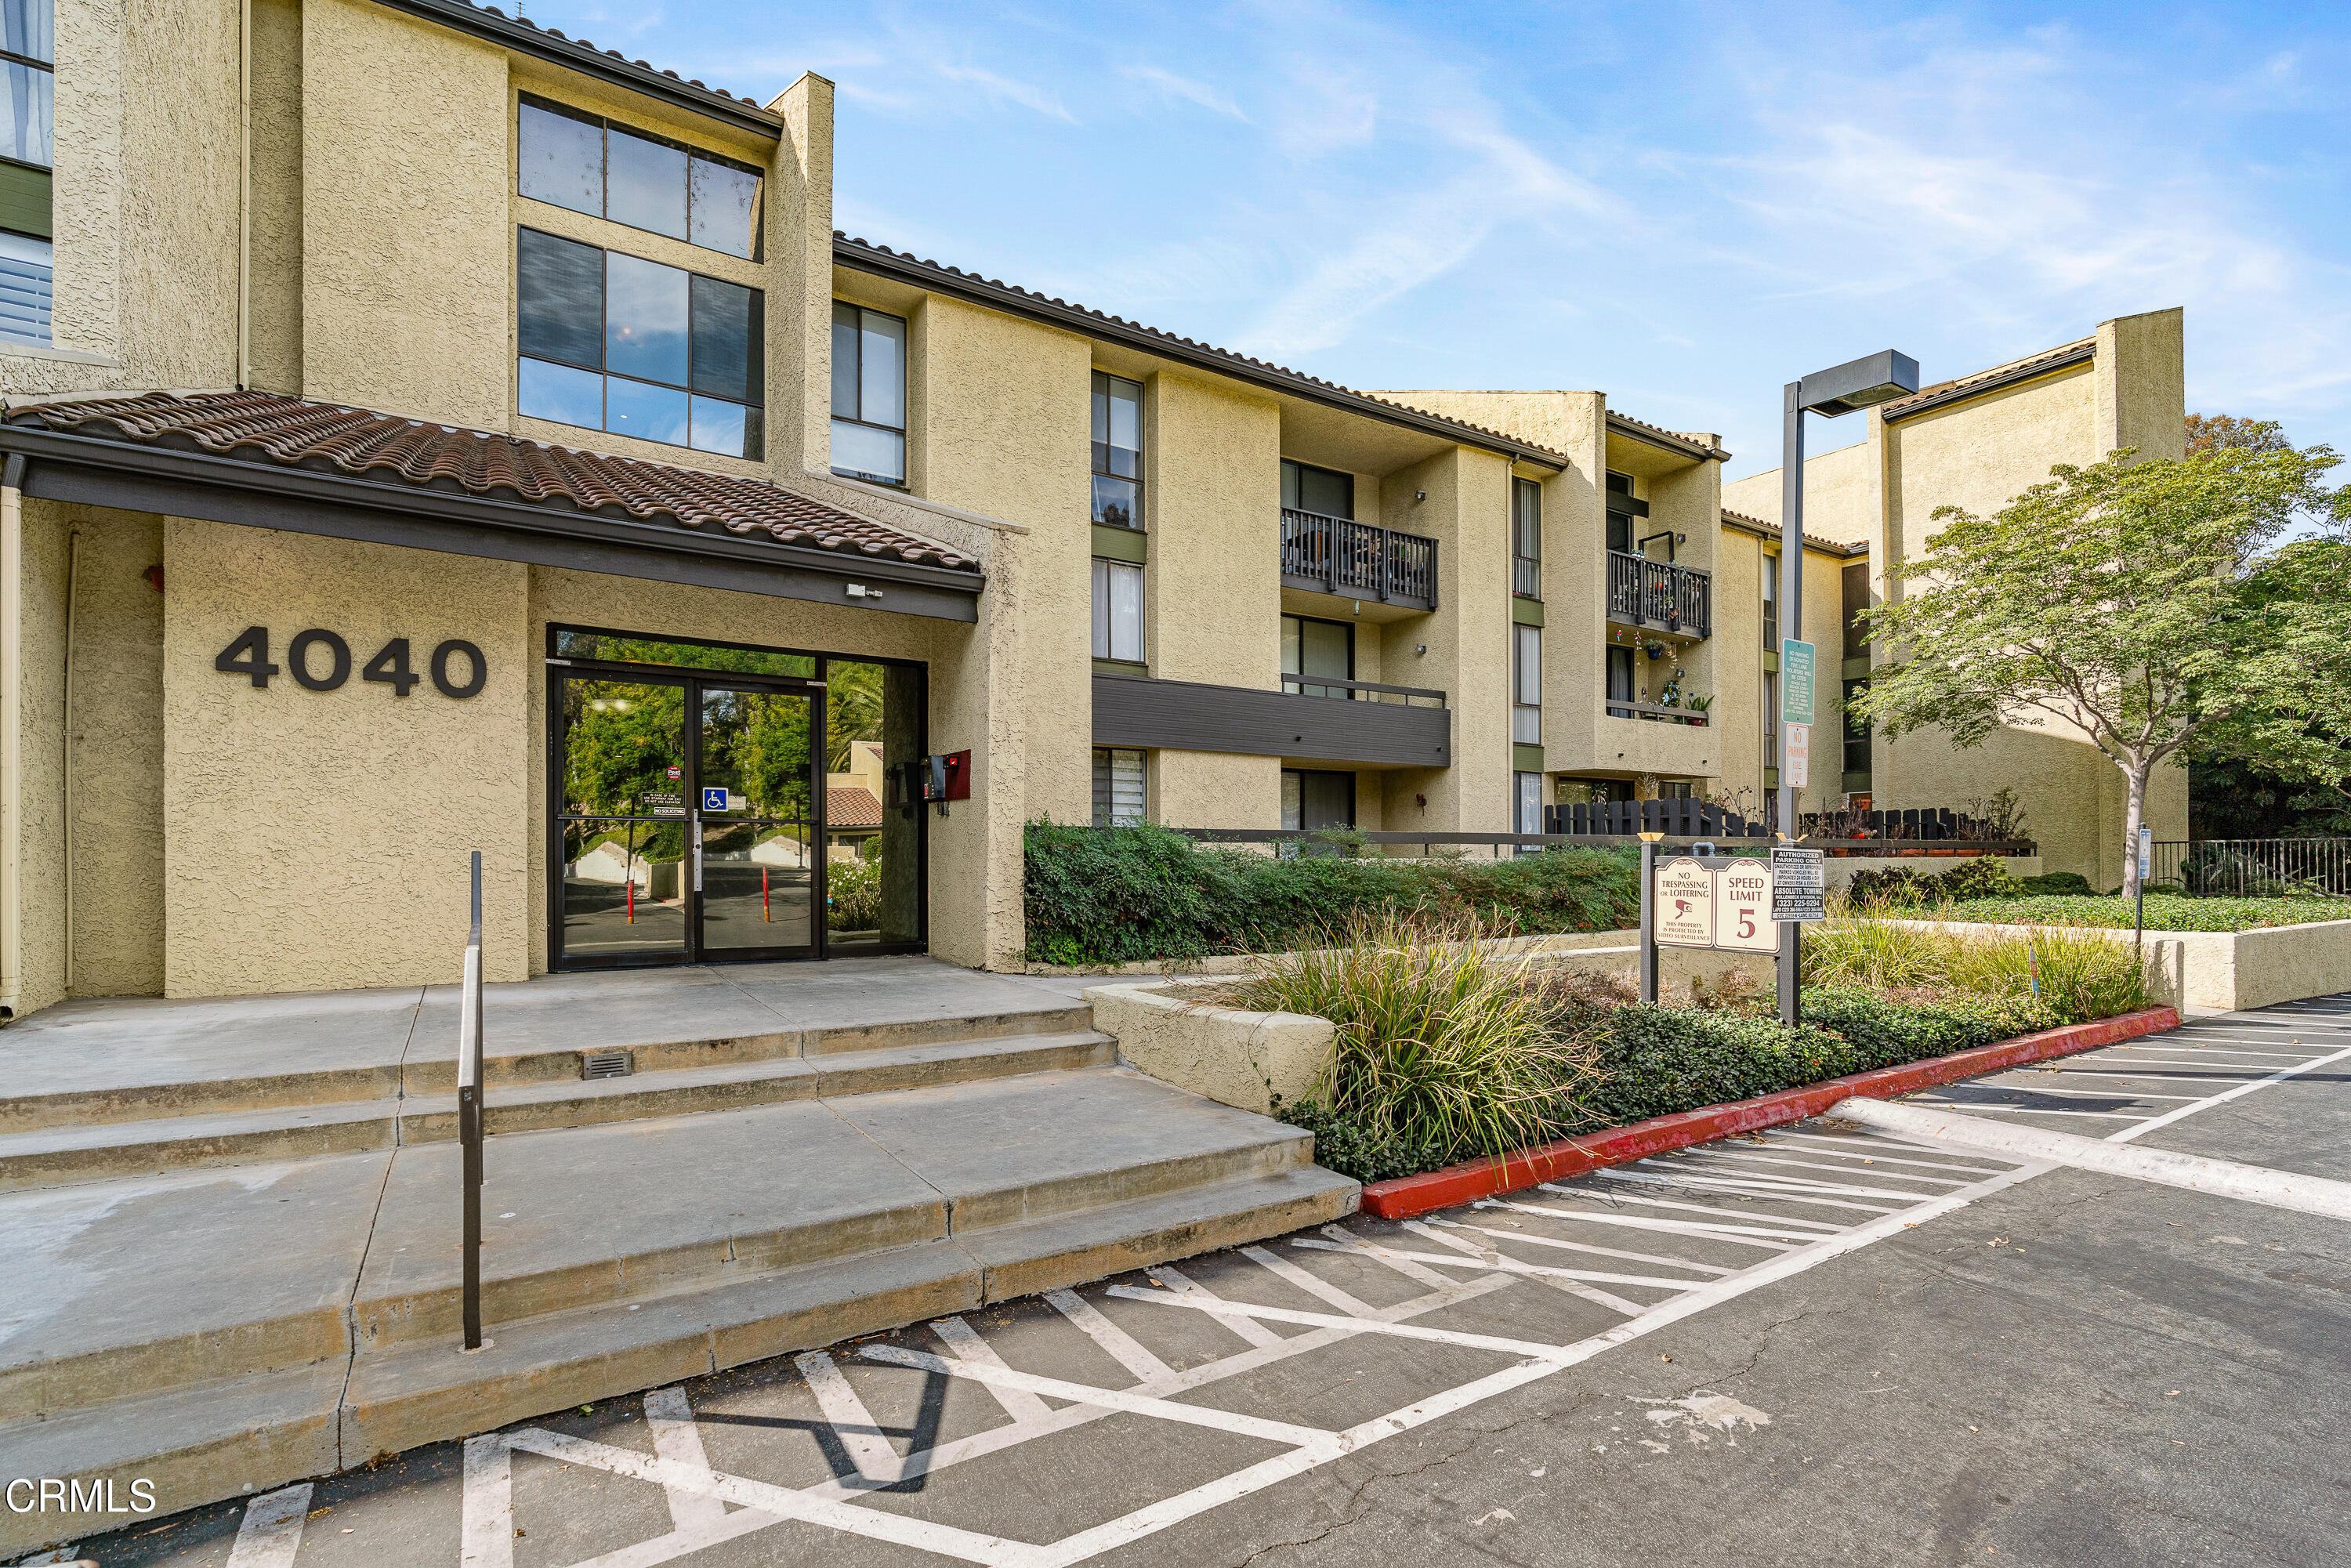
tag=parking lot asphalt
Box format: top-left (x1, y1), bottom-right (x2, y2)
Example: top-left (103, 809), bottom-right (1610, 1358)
top-left (31, 997), bottom-right (2351, 1568)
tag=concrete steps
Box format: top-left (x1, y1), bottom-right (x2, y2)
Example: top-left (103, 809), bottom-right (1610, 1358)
top-left (0, 1030), bottom-right (1115, 1192)
top-left (0, 1062), bottom-right (1358, 1556)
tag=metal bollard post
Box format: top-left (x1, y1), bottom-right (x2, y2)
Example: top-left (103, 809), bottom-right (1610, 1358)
top-left (1638, 831), bottom-right (1662, 1003)
top-left (458, 850), bottom-right (487, 1353)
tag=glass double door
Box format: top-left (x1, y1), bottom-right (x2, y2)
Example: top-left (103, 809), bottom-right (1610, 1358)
top-left (556, 672), bottom-right (822, 965)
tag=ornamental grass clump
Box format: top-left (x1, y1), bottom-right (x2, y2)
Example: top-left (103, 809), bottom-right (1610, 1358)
top-left (1219, 912), bottom-right (1598, 1163)
top-left (1802, 912), bottom-right (2148, 1025)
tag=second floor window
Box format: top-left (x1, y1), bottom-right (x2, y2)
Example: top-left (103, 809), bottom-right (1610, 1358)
top-left (1607, 645), bottom-right (1635, 716)
top-left (1842, 562), bottom-right (1871, 661)
top-left (1281, 613), bottom-right (1353, 700)
top-left (517, 228), bottom-right (764, 459)
top-left (518, 96), bottom-right (763, 260)
top-left (1092, 558), bottom-right (1143, 664)
top-left (1606, 471), bottom-right (1637, 553)
top-left (0, 0), bottom-right (52, 347)
top-left (1281, 458), bottom-right (1353, 519)
top-left (831, 303), bottom-right (906, 486)
top-left (1092, 371), bottom-right (1142, 527)
top-left (1762, 552), bottom-right (1779, 651)
top-left (1512, 624), bottom-right (1541, 744)
top-left (1512, 476), bottom-right (1541, 598)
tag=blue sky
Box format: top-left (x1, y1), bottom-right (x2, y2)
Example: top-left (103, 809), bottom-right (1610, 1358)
top-left (531, 0), bottom-right (2351, 480)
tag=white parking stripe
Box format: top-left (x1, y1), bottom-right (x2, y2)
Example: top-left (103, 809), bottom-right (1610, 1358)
top-left (226, 1482), bottom-right (313, 1568)
top-left (1761, 1132), bottom-right (2021, 1176)
top-left (1600, 1168), bottom-right (1901, 1212)
top-left (1314, 1222), bottom-right (1460, 1288)
top-left (2109, 1040), bottom-right (2351, 1145)
top-left (934, 1316), bottom-right (1056, 1425)
top-left (1644, 1156), bottom-right (1954, 1201)
top-left (642, 1387), bottom-right (731, 1531)
top-left (1837, 1095), bottom-right (2351, 1219)
top-left (2114, 1044), bottom-right (2327, 1060)
top-left (1962, 1081), bottom-right (2203, 1101)
top-left (1909, 1097), bottom-right (2153, 1118)
top-left (1045, 1287), bottom-right (1176, 1384)
top-left (1295, 1236), bottom-right (1685, 1296)
top-left (461, 1436), bottom-right (514, 1568)
top-left (1510, 1193), bottom-right (1808, 1245)
top-left (793, 1350), bottom-right (904, 1484)
top-left (1435, 1215), bottom-right (1734, 1274)
top-left (1688, 1149), bottom-right (1972, 1185)
top-left (1402, 1219), bottom-right (1657, 1313)
top-left (1241, 1244), bottom-right (1383, 1316)
top-left (1537, 1184), bottom-right (1844, 1233)
top-left (1149, 1264), bottom-right (1285, 1348)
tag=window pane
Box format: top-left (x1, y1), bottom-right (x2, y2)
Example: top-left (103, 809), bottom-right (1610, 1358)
top-left (2, 0), bottom-right (51, 64)
top-left (1090, 474), bottom-right (1138, 529)
top-left (1513, 477), bottom-right (1541, 558)
top-left (1109, 749), bottom-right (1145, 826)
top-left (830, 418), bottom-right (903, 483)
top-left (1281, 769), bottom-right (1302, 831)
top-left (1091, 559), bottom-right (1110, 659)
top-left (689, 273), bottom-right (757, 401)
top-left (606, 251), bottom-right (690, 387)
top-left (606, 376), bottom-right (689, 447)
top-left (0, 228), bottom-right (49, 345)
top-left (1091, 371), bottom-right (1109, 444)
top-left (1513, 705), bottom-right (1541, 744)
top-left (518, 100), bottom-right (602, 217)
top-left (1106, 375), bottom-right (1140, 456)
top-left (831, 302), bottom-right (860, 419)
top-left (1280, 615), bottom-right (1301, 676)
top-left (1280, 459), bottom-right (1300, 512)
top-left (1607, 646), bottom-right (1634, 703)
top-left (3, 61), bottom-right (51, 168)
top-left (1301, 618), bottom-right (1350, 680)
top-left (688, 395), bottom-right (748, 458)
top-left (1109, 562), bottom-right (1143, 662)
top-left (516, 229), bottom-right (603, 368)
top-left (859, 310), bottom-right (905, 429)
top-left (606, 125), bottom-right (687, 239)
top-left (1607, 511), bottom-right (1632, 552)
top-left (518, 357), bottom-right (603, 430)
top-left (688, 155), bottom-right (762, 259)
top-left (1297, 464), bottom-right (1350, 519)
top-left (1515, 625), bottom-right (1541, 706)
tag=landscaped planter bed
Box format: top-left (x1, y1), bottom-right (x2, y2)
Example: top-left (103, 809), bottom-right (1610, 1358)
top-left (1878, 915), bottom-right (2351, 1013)
top-left (1355, 1005), bottom-right (2181, 1218)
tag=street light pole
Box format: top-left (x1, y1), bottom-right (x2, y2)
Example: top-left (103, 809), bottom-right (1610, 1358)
top-left (1776, 381), bottom-right (1806, 1026)
top-left (1772, 350), bottom-right (1923, 1028)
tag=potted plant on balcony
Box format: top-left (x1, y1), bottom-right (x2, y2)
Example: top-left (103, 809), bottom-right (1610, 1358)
top-left (1683, 692), bottom-right (1714, 726)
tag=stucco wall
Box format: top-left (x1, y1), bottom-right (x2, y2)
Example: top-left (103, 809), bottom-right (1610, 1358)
top-left (2, 498), bottom-right (70, 1016)
top-left (64, 505), bottom-right (165, 996)
top-left (302, 0), bottom-right (511, 429)
top-left (246, 0), bottom-right (305, 393)
top-left (162, 520), bottom-right (532, 995)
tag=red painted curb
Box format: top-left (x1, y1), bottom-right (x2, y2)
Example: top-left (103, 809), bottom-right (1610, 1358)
top-left (1357, 1005), bottom-right (2182, 1219)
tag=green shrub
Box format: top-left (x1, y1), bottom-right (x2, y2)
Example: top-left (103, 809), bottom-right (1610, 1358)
top-left (1844, 867), bottom-right (1928, 906)
top-left (1931, 857), bottom-right (2027, 901)
top-left (2022, 871), bottom-right (2094, 896)
top-left (1022, 822), bottom-right (1639, 965)
top-left (1269, 1095), bottom-right (1449, 1184)
top-left (1218, 911), bottom-right (1599, 1161)
top-left (1800, 913), bottom-right (2147, 1023)
top-left (827, 858), bottom-right (882, 932)
top-left (1938, 893), bottom-right (2351, 933)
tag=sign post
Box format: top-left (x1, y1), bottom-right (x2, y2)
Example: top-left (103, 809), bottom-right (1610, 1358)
top-left (1770, 846), bottom-right (1827, 1026)
top-left (1777, 638), bottom-right (1817, 1021)
top-left (1637, 831), bottom-right (1664, 1002)
top-left (2135, 824), bottom-right (2152, 953)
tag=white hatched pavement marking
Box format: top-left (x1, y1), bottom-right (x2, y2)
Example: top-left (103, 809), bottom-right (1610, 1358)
top-left (1508, 1193), bottom-right (1804, 1247)
top-left (1600, 1168), bottom-right (1901, 1213)
top-left (2114, 1044), bottom-right (2328, 1061)
top-left (2106, 1038), bottom-right (2351, 1144)
top-left (1760, 1132), bottom-right (2017, 1176)
top-left (934, 1316), bottom-right (1056, 1425)
top-left (2051, 1062), bottom-right (2277, 1078)
top-left (1958, 1081), bottom-right (2204, 1101)
top-left (224, 1482), bottom-right (312, 1568)
top-left (1911, 1101), bottom-right (2153, 1120)
top-left (1316, 1222), bottom-right (1458, 1287)
top-left (1045, 1287), bottom-right (1176, 1383)
top-left (642, 1386), bottom-right (732, 1532)
top-left (1432, 1215), bottom-right (1734, 1275)
top-left (1401, 1218), bottom-right (1657, 1311)
top-left (859, 1345), bottom-right (1342, 1451)
top-left (1241, 1244), bottom-right (1382, 1316)
top-left (1531, 1186), bottom-right (1841, 1236)
top-left (795, 1349), bottom-right (904, 1484)
top-left (1640, 1157), bottom-right (1949, 1203)
top-left (1149, 1265), bottom-right (1284, 1348)
top-left (1688, 1149), bottom-right (1973, 1185)
top-left (461, 1435), bottom-right (514, 1568)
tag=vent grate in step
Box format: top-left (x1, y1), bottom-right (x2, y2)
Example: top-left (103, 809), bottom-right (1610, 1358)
top-left (581, 1050), bottom-right (635, 1081)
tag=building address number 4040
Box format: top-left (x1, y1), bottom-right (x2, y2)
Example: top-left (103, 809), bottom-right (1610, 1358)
top-left (213, 625), bottom-right (488, 698)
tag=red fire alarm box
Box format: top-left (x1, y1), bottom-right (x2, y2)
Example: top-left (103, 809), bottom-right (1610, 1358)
top-left (939, 750), bottom-right (971, 801)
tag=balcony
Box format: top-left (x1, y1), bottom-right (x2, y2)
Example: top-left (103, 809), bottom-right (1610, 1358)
top-left (1096, 670), bottom-right (1451, 767)
top-left (1281, 508), bottom-right (1438, 611)
top-left (1280, 674), bottom-right (1446, 708)
top-left (1606, 550), bottom-right (1712, 639)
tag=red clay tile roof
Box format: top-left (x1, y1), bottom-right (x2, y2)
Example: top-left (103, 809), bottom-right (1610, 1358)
top-left (1607, 408), bottom-right (1731, 461)
top-left (827, 786), bottom-right (884, 828)
top-left (1880, 337), bottom-right (2095, 420)
top-left (1720, 507), bottom-right (1867, 557)
top-left (9, 390), bottom-right (976, 571)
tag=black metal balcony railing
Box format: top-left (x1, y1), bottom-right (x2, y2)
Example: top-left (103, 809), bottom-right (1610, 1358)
top-left (1280, 508), bottom-right (1439, 610)
top-left (1606, 549), bottom-right (1712, 639)
top-left (1279, 673), bottom-right (1447, 708)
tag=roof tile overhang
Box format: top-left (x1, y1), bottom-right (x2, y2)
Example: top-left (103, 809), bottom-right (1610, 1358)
top-left (1, 392), bottom-right (985, 621)
top-left (1880, 338), bottom-right (2096, 423)
top-left (1720, 507), bottom-right (1867, 557)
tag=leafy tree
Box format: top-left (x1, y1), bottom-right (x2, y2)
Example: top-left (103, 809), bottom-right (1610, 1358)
top-left (1854, 444), bottom-right (2350, 900)
top-left (2184, 412), bottom-right (2290, 455)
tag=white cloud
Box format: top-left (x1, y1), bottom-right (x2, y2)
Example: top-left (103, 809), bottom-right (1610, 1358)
top-left (934, 60), bottom-right (1080, 124)
top-left (1120, 64), bottom-right (1247, 121)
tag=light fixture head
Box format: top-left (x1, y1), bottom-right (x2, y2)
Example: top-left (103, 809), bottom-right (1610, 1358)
top-left (1797, 349), bottom-right (1922, 417)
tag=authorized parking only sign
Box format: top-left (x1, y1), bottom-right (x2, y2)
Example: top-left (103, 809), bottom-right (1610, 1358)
top-left (1770, 847), bottom-right (1827, 923)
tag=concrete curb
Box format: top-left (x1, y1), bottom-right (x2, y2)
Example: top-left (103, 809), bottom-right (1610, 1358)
top-left (1357, 1005), bottom-right (2182, 1219)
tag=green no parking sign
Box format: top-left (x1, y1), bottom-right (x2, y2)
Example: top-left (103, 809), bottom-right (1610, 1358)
top-left (1780, 639), bottom-right (1817, 727)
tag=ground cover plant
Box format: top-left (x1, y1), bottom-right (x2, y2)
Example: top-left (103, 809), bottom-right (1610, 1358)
top-left (1237, 913), bottom-right (2148, 1186)
top-left (1925, 893), bottom-right (2351, 933)
top-left (1023, 821), bottom-right (1639, 965)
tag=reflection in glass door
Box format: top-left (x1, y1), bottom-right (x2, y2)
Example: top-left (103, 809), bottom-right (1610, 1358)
top-left (696, 684), bottom-right (821, 958)
top-left (557, 675), bottom-right (692, 959)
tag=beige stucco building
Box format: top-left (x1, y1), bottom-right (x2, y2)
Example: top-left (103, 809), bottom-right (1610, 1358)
top-left (0, 0), bottom-right (2186, 1016)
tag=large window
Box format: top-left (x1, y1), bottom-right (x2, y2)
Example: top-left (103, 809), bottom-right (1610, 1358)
top-left (1281, 613), bottom-right (1352, 700)
top-left (517, 95), bottom-right (763, 260)
top-left (1843, 677), bottom-right (1871, 780)
top-left (1281, 458), bottom-right (1353, 519)
top-left (1281, 769), bottom-right (1355, 832)
top-left (1605, 471), bottom-right (1636, 553)
top-left (1512, 476), bottom-right (1541, 599)
top-left (1607, 644), bottom-right (1635, 719)
top-left (0, 0), bottom-right (50, 346)
top-left (831, 302), bottom-right (906, 485)
top-left (1515, 771), bottom-right (1544, 835)
top-left (1092, 558), bottom-right (1144, 664)
top-left (1512, 624), bottom-right (1541, 745)
top-left (517, 228), bottom-right (763, 458)
top-left (1762, 552), bottom-right (1779, 651)
top-left (1092, 748), bottom-right (1146, 827)
top-left (1092, 371), bottom-right (1143, 528)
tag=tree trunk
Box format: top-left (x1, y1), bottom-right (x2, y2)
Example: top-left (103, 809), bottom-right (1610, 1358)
top-left (2121, 762), bottom-right (2150, 903)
